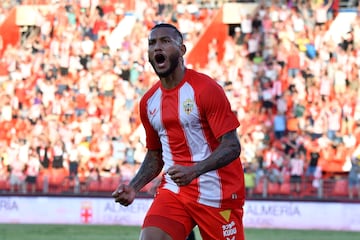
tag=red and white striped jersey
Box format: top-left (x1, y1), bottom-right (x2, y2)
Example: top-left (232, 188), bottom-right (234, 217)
top-left (140, 69), bottom-right (245, 208)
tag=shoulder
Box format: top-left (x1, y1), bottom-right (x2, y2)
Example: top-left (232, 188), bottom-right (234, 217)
top-left (185, 68), bottom-right (223, 92)
top-left (186, 68), bottom-right (215, 83)
top-left (140, 81), bottom-right (161, 106)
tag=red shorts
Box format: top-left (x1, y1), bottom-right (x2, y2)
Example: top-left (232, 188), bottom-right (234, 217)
top-left (142, 189), bottom-right (244, 240)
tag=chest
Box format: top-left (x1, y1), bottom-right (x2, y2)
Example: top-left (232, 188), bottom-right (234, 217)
top-left (147, 87), bottom-right (201, 132)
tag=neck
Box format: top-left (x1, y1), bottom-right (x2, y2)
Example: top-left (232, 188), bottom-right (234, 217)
top-left (160, 65), bottom-right (186, 90)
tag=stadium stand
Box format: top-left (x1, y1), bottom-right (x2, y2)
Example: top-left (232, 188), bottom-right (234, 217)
top-left (0, 0), bottom-right (359, 202)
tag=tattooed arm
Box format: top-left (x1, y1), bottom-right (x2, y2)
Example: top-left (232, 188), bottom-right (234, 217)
top-left (167, 130), bottom-right (241, 186)
top-left (112, 149), bottom-right (163, 206)
top-left (129, 149), bottom-right (164, 192)
top-left (194, 129), bottom-right (241, 176)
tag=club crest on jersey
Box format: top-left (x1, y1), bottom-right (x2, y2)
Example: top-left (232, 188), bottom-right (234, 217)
top-left (183, 99), bottom-right (194, 115)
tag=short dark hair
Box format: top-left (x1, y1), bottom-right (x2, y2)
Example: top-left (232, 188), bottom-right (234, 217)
top-left (151, 23), bottom-right (183, 43)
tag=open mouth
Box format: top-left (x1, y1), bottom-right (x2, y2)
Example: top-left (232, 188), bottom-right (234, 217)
top-left (155, 54), bottom-right (166, 66)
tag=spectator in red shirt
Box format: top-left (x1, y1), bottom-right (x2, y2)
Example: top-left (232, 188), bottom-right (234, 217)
top-left (286, 44), bottom-right (301, 78)
top-left (92, 10), bottom-right (108, 41)
top-left (75, 93), bottom-right (87, 117)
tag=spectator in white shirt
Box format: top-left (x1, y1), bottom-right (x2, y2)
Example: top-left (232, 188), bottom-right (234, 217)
top-left (289, 152), bottom-right (305, 195)
top-left (25, 148), bottom-right (41, 193)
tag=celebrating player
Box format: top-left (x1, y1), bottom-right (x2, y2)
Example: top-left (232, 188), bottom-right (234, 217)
top-left (112, 23), bottom-right (245, 240)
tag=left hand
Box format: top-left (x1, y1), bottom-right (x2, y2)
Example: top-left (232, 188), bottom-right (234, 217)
top-left (167, 164), bottom-right (197, 186)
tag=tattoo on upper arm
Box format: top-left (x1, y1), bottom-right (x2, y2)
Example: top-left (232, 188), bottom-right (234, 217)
top-left (221, 130), bottom-right (240, 148)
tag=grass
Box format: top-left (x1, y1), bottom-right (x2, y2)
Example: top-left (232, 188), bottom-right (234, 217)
top-left (0, 224), bottom-right (359, 240)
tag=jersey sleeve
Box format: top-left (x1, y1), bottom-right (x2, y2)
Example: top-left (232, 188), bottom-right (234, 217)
top-left (139, 97), bottom-right (162, 150)
top-left (199, 81), bottom-right (240, 139)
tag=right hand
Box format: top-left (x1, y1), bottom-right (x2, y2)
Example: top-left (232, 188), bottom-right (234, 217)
top-left (112, 184), bottom-right (136, 206)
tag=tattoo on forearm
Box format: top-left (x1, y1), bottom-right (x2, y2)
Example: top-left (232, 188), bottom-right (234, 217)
top-left (196, 131), bottom-right (241, 176)
top-left (130, 150), bottom-right (163, 192)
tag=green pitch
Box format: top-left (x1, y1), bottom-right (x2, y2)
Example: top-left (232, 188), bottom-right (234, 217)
top-left (0, 224), bottom-right (359, 240)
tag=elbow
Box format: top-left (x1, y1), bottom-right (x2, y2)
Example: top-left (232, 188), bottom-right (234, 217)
top-left (229, 139), bottom-right (241, 160)
top-left (221, 130), bottom-right (241, 160)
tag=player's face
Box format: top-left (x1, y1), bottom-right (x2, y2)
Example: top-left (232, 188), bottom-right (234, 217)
top-left (148, 27), bottom-right (182, 78)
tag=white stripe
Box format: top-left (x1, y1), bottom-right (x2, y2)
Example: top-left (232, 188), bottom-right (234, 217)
top-left (179, 83), bottom-right (212, 161)
top-left (164, 174), bottom-right (180, 193)
top-left (147, 88), bottom-right (174, 171)
top-left (198, 172), bottom-right (221, 208)
top-left (179, 83), bottom-right (221, 207)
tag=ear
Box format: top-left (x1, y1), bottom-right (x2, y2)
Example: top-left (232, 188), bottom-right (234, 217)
top-left (181, 44), bottom-right (187, 56)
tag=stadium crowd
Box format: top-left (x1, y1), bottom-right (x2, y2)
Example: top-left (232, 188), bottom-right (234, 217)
top-left (0, 0), bottom-right (360, 199)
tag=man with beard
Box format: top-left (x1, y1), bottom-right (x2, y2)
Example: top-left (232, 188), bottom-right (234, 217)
top-left (112, 23), bottom-right (245, 240)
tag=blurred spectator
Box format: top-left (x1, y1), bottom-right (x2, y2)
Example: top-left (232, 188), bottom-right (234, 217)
top-left (348, 156), bottom-right (360, 199)
top-left (273, 110), bottom-right (286, 140)
top-left (8, 139), bottom-right (26, 193)
top-left (305, 140), bottom-right (321, 181)
top-left (67, 139), bottom-right (80, 180)
top-left (260, 81), bottom-right (275, 115)
top-left (86, 165), bottom-right (101, 185)
top-left (52, 138), bottom-right (66, 169)
top-left (264, 146), bottom-right (285, 185)
top-left (287, 44), bottom-right (301, 78)
top-left (244, 162), bottom-right (256, 198)
top-left (24, 148), bottom-right (41, 193)
top-left (266, 160), bottom-right (284, 186)
top-left (254, 148), bottom-right (265, 185)
top-left (312, 0), bottom-right (334, 27)
top-left (289, 152), bottom-right (305, 195)
top-left (124, 139), bottom-right (136, 165)
top-left (0, 142), bottom-right (8, 182)
top-left (325, 99), bottom-right (342, 141)
top-left (120, 161), bottom-right (136, 184)
top-left (36, 137), bottom-right (52, 169)
top-left (241, 133), bottom-right (256, 164)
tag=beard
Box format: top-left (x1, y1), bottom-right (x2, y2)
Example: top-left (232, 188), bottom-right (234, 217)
top-left (150, 52), bottom-right (180, 78)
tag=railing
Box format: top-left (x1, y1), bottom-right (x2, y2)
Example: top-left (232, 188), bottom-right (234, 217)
top-left (250, 176), bottom-right (354, 201)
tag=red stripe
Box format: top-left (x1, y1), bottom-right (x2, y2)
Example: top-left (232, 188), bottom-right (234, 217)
top-left (161, 91), bottom-right (192, 164)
